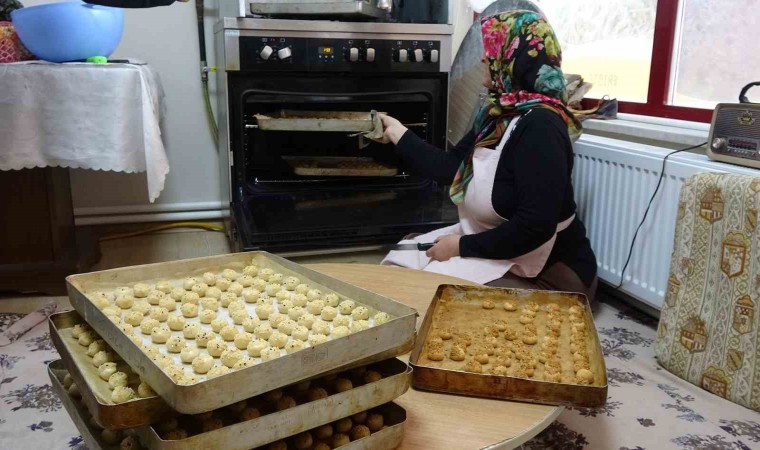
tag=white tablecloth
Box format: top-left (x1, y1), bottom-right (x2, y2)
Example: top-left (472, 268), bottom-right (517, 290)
top-left (0, 61), bottom-right (168, 202)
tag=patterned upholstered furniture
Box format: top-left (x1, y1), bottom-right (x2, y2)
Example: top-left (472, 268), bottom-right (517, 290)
top-left (656, 172), bottom-right (760, 412)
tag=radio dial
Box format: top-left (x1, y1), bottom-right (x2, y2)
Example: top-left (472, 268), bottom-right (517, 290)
top-left (711, 137), bottom-right (727, 152)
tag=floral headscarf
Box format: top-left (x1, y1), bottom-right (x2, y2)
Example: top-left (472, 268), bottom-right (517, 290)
top-left (449, 11), bottom-right (582, 205)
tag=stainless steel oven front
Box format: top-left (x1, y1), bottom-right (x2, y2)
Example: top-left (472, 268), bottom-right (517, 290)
top-left (215, 18), bottom-right (457, 252)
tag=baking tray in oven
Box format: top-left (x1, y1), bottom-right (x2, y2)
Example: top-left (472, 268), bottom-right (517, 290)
top-left (410, 284), bottom-right (608, 407)
top-left (253, 110), bottom-right (377, 132)
top-left (284, 156), bottom-right (398, 177)
top-left (65, 251), bottom-right (417, 414)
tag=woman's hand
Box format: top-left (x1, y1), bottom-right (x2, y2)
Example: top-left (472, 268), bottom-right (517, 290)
top-left (426, 235), bottom-right (461, 262)
top-left (374, 113), bottom-right (408, 145)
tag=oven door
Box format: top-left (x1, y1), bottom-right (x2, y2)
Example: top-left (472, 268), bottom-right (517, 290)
top-left (228, 73), bottom-right (457, 251)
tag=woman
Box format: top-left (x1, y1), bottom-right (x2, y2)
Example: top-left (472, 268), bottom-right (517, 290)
top-left (380, 11), bottom-right (598, 305)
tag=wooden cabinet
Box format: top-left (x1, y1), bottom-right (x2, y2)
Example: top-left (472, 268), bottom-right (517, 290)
top-left (0, 168), bottom-right (99, 294)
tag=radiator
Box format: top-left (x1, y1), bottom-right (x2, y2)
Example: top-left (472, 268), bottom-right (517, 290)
top-left (572, 134), bottom-right (758, 310)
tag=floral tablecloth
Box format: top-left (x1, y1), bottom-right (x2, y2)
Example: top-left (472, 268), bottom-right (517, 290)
top-left (0, 301), bottom-right (757, 450)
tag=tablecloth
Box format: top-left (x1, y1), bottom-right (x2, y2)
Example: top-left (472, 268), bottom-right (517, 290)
top-left (0, 300), bottom-right (758, 449)
top-left (0, 61), bottom-right (168, 202)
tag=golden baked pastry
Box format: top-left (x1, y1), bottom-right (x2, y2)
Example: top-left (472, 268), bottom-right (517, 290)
top-left (482, 300), bottom-right (496, 310)
top-left (493, 319), bottom-right (508, 332)
top-left (493, 355), bottom-right (511, 367)
top-left (437, 327), bottom-right (453, 340)
top-left (350, 425), bottom-right (371, 441)
top-left (503, 328), bottom-right (518, 341)
top-left (521, 308), bottom-right (537, 318)
top-left (576, 368), bottom-right (594, 384)
top-left (544, 371), bottom-right (561, 382)
top-left (366, 413), bottom-right (384, 432)
top-left (521, 334), bottom-right (538, 345)
top-left (503, 301), bottom-right (518, 311)
top-left (449, 345), bottom-right (466, 361)
top-left (464, 359), bottom-right (483, 374)
top-left (526, 301), bottom-right (540, 312)
top-left (491, 365), bottom-right (509, 376)
top-left (483, 326), bottom-right (500, 338)
top-left (474, 353), bottom-right (489, 364)
top-left (427, 347), bottom-right (445, 361)
top-left (519, 314), bottom-right (534, 324)
top-left (453, 333), bottom-right (472, 347)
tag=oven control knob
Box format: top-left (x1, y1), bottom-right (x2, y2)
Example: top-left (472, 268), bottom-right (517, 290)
top-left (366, 48), bottom-right (376, 63)
top-left (277, 47), bottom-right (292, 60)
top-left (430, 49), bottom-right (439, 63)
top-left (349, 47), bottom-right (359, 62)
top-left (260, 45), bottom-right (274, 61)
top-left (414, 49), bottom-right (424, 62)
top-left (398, 49), bottom-right (408, 63)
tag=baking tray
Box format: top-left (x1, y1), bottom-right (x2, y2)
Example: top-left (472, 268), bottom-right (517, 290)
top-left (284, 157), bottom-right (398, 177)
top-left (254, 110), bottom-right (377, 132)
top-left (249, 0), bottom-right (389, 20)
top-left (135, 358), bottom-right (410, 450)
top-left (49, 310), bottom-right (173, 430)
top-left (410, 285), bottom-right (608, 407)
top-left (66, 251), bottom-right (417, 414)
top-left (48, 360), bottom-right (118, 450)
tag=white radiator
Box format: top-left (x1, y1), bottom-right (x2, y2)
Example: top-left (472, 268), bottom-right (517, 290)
top-left (572, 134), bottom-right (759, 310)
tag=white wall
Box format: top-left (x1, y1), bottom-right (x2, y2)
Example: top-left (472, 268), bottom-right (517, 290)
top-left (22, 1), bottom-right (474, 223)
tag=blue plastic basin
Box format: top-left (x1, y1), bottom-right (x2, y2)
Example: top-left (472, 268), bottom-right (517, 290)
top-left (11, 1), bottom-right (124, 63)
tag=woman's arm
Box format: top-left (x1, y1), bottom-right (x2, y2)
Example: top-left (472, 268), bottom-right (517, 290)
top-left (458, 115), bottom-right (570, 260)
top-left (380, 114), bottom-right (475, 183)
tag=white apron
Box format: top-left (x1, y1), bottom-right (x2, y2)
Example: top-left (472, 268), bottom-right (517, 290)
top-left (382, 117), bottom-right (575, 284)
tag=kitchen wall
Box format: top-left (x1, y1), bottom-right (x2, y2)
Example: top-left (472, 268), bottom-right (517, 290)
top-left (21, 1), bottom-right (472, 224)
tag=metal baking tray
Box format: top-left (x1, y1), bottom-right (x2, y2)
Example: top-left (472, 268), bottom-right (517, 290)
top-left (49, 310), bottom-right (173, 430)
top-left (253, 110), bottom-right (377, 132)
top-left (49, 360), bottom-right (118, 450)
top-left (66, 251), bottom-right (417, 414)
top-left (410, 285), bottom-right (608, 407)
top-left (249, 0), bottom-right (389, 20)
top-left (284, 157), bottom-right (398, 177)
top-left (135, 358), bottom-right (410, 450)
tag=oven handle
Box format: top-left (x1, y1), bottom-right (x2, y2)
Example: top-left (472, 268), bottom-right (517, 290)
top-left (241, 88), bottom-right (434, 102)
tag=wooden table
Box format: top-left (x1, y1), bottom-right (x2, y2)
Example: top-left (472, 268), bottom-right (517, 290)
top-left (307, 264), bottom-right (563, 450)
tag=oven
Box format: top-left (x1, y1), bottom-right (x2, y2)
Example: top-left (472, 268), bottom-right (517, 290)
top-left (215, 18), bottom-right (458, 252)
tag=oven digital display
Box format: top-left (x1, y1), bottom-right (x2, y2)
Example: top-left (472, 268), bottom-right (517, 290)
top-left (319, 47), bottom-right (333, 55)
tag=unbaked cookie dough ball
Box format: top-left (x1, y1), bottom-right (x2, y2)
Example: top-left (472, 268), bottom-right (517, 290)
top-left (183, 322), bottom-right (201, 339)
top-left (242, 288), bottom-right (261, 303)
top-left (138, 382), bottom-right (155, 398)
top-left (133, 300), bottom-right (151, 315)
top-left (228, 282), bottom-right (244, 296)
top-left (155, 281), bottom-right (173, 294)
top-left (324, 293), bottom-right (340, 307)
top-left (115, 295), bottom-right (135, 310)
top-left (220, 325), bottom-right (238, 342)
top-left (265, 283), bottom-right (282, 297)
top-left (292, 325), bottom-right (310, 342)
top-left (260, 346), bottom-right (281, 362)
top-left (238, 275), bottom-right (254, 287)
top-left (285, 339), bottom-right (305, 354)
top-left (202, 272), bottom-right (217, 286)
top-left (242, 264), bottom-right (258, 277)
top-left (216, 277), bottom-right (232, 292)
top-left (166, 315), bottom-right (185, 332)
top-left (278, 319), bottom-right (298, 336)
top-left (268, 331), bottom-right (289, 349)
top-left (295, 284), bottom-right (309, 295)
top-left (351, 306), bottom-right (369, 320)
top-left (87, 339), bottom-right (108, 357)
top-left (180, 303), bottom-right (199, 318)
top-left (308, 334), bottom-right (328, 347)
top-left (150, 306), bottom-right (169, 322)
top-left (292, 294), bottom-right (308, 307)
top-left (92, 350), bottom-right (116, 367)
top-left (159, 297), bottom-right (177, 312)
top-left (192, 354), bottom-right (214, 374)
top-left (284, 276), bottom-right (300, 291)
top-left (221, 348), bottom-right (244, 368)
top-left (333, 316), bottom-right (350, 328)
top-left (191, 282), bottom-right (209, 297)
top-left (98, 362), bottom-right (118, 381)
top-left (151, 326), bottom-right (172, 344)
top-left (180, 346), bottom-right (200, 363)
top-left (338, 300), bottom-right (356, 315)
top-left (181, 292), bottom-right (200, 305)
top-left (351, 320), bottom-right (370, 333)
top-left (166, 336), bottom-right (185, 353)
top-left (321, 306), bottom-right (338, 321)
top-left (231, 309), bottom-right (250, 325)
top-left (199, 309), bottom-right (217, 325)
top-left (222, 268), bottom-right (239, 281)
top-left (373, 312), bottom-right (391, 325)
top-left (247, 339), bottom-right (268, 357)
top-left (196, 330), bottom-right (215, 348)
top-left (234, 332), bottom-right (252, 350)
top-left (276, 291), bottom-right (292, 303)
top-left (307, 289), bottom-right (323, 301)
top-left (254, 323), bottom-right (273, 340)
top-left (111, 386), bottom-right (135, 404)
top-left (207, 339), bottom-right (228, 357)
top-left (268, 312), bottom-right (286, 329)
top-left (242, 317), bottom-right (261, 333)
top-left (107, 371), bottom-right (129, 390)
top-left (331, 326), bottom-right (350, 339)
top-left (311, 320), bottom-right (331, 336)
top-left (297, 313), bottom-right (316, 330)
top-left (211, 318), bottom-right (228, 333)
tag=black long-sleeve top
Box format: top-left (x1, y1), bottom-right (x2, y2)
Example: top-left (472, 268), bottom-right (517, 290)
top-left (395, 108), bottom-right (597, 286)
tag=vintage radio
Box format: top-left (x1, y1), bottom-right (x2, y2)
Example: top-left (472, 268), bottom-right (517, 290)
top-left (707, 82), bottom-right (760, 168)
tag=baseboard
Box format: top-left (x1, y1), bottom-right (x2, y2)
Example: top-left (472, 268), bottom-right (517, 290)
top-left (74, 201), bottom-right (227, 225)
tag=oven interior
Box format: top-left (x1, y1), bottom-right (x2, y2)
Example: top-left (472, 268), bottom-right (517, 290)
top-left (228, 73), bottom-right (458, 250)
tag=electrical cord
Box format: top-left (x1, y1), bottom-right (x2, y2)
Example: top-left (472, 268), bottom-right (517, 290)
top-left (99, 222), bottom-right (224, 242)
top-left (616, 141), bottom-right (707, 289)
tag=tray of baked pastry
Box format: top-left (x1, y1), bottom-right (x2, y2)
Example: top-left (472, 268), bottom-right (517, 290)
top-left (409, 285), bottom-right (608, 407)
top-left (50, 356), bottom-right (408, 450)
top-left (49, 310), bottom-right (174, 429)
top-left (134, 361), bottom-right (410, 450)
top-left (65, 251), bottom-right (417, 414)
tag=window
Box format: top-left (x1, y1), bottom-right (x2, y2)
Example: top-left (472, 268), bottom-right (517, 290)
top-left (525, 0), bottom-right (760, 122)
top-left (670, 0), bottom-right (760, 109)
top-left (534, 0), bottom-right (657, 103)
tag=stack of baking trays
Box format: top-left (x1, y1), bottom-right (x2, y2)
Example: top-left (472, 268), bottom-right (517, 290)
top-left (48, 252), bottom-right (417, 450)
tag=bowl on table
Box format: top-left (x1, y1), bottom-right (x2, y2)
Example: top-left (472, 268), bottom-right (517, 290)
top-left (10, 1), bottom-right (123, 63)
